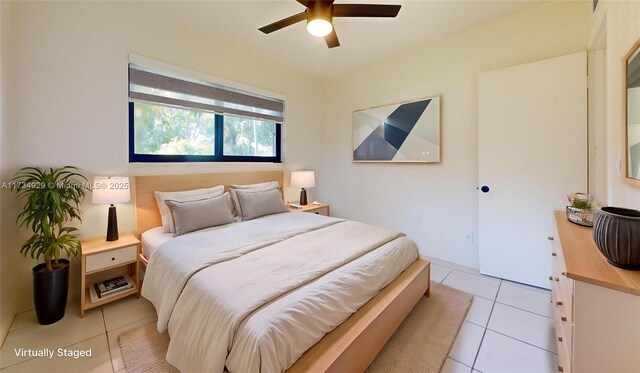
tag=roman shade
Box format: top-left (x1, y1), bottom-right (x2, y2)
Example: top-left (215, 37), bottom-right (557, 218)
top-left (128, 64), bottom-right (284, 122)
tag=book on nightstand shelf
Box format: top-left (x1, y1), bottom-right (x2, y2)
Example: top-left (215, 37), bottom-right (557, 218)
top-left (89, 274), bottom-right (134, 303)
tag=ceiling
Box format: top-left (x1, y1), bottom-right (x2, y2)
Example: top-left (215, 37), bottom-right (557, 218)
top-left (133, 1), bottom-right (543, 79)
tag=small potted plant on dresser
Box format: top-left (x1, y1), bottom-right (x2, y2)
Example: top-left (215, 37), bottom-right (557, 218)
top-left (566, 193), bottom-right (596, 227)
top-left (10, 166), bottom-right (87, 324)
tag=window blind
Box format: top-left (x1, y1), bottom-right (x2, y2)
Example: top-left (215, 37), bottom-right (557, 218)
top-left (128, 64), bottom-right (284, 122)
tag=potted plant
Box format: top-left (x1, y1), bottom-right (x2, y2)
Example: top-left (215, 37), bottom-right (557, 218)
top-left (10, 166), bottom-right (87, 324)
top-left (566, 193), bottom-right (595, 227)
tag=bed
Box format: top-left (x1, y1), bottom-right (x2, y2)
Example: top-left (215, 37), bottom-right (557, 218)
top-left (133, 171), bottom-right (430, 373)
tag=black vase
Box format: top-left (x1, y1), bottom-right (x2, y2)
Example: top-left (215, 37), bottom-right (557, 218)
top-left (593, 207), bottom-right (640, 270)
top-left (32, 259), bottom-right (70, 325)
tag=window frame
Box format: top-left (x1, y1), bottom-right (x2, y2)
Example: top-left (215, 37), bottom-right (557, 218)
top-left (128, 102), bottom-right (282, 163)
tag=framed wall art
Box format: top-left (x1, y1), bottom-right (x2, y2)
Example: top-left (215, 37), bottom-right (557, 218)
top-left (353, 96), bottom-right (441, 163)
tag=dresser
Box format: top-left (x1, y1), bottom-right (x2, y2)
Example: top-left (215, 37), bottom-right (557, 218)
top-left (550, 211), bottom-right (640, 373)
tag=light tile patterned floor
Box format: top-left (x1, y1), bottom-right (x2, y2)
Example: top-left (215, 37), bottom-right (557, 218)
top-left (434, 259), bottom-right (557, 373)
top-left (0, 258), bottom-right (556, 372)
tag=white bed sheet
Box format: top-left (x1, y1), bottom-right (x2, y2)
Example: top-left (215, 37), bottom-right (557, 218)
top-left (140, 227), bottom-right (172, 259)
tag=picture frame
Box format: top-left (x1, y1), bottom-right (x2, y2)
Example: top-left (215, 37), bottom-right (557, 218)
top-left (624, 37), bottom-right (640, 187)
top-left (353, 96), bottom-right (441, 163)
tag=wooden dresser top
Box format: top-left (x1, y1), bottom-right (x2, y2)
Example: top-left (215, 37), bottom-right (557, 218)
top-left (554, 211), bottom-right (640, 296)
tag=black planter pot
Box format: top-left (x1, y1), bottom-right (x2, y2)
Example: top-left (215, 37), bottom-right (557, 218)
top-left (32, 259), bottom-right (70, 325)
top-left (593, 207), bottom-right (640, 270)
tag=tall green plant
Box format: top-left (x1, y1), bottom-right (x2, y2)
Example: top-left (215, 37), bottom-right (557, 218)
top-left (10, 166), bottom-right (87, 271)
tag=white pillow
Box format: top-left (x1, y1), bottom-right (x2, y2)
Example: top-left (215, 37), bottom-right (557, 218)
top-left (154, 185), bottom-right (224, 233)
top-left (228, 181), bottom-right (280, 216)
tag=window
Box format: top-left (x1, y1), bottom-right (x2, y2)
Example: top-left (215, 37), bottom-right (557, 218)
top-left (128, 64), bottom-right (283, 163)
top-left (223, 116), bottom-right (277, 157)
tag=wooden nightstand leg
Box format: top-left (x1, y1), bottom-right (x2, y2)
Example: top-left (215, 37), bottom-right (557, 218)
top-left (80, 255), bottom-right (86, 318)
top-left (136, 254), bottom-right (141, 298)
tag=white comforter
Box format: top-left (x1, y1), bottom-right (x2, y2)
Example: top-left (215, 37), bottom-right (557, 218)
top-left (142, 212), bottom-right (419, 373)
top-left (141, 212), bottom-right (343, 331)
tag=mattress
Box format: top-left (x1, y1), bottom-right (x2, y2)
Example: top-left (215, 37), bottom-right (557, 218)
top-left (141, 212), bottom-right (419, 373)
top-left (140, 227), bottom-right (172, 258)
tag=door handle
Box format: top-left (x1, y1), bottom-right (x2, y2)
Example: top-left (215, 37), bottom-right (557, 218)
top-left (479, 185), bottom-right (490, 193)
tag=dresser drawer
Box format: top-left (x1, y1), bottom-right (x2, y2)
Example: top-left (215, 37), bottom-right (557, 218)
top-left (551, 248), bottom-right (573, 321)
top-left (552, 281), bottom-right (573, 373)
top-left (85, 245), bottom-right (137, 273)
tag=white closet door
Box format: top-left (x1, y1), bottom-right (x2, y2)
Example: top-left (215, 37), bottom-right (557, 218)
top-left (478, 52), bottom-right (587, 289)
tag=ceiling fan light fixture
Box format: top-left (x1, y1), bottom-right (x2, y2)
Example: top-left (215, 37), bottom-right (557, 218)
top-left (306, 17), bottom-right (332, 37)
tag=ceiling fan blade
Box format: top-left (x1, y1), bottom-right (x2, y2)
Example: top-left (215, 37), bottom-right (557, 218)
top-left (325, 28), bottom-right (340, 48)
top-left (259, 12), bottom-right (307, 34)
top-left (299, 0), bottom-right (335, 5)
top-left (333, 4), bottom-right (401, 18)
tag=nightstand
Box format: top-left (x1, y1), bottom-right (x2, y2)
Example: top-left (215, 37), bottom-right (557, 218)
top-left (288, 203), bottom-right (330, 216)
top-left (80, 233), bottom-right (140, 317)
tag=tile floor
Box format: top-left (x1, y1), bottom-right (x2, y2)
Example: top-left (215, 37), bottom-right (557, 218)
top-left (433, 258), bottom-right (558, 373)
top-left (0, 296), bottom-right (156, 373)
top-left (0, 257), bottom-right (556, 373)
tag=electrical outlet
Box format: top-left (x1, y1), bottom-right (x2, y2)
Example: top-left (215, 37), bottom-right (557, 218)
top-left (466, 232), bottom-right (474, 243)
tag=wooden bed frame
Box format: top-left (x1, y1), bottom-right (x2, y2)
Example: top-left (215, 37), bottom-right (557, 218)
top-left (133, 171), bottom-right (431, 373)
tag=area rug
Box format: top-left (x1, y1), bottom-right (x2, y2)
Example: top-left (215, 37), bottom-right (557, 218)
top-left (119, 282), bottom-right (472, 373)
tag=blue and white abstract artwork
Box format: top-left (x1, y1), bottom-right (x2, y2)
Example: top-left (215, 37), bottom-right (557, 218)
top-left (353, 96), bottom-right (441, 162)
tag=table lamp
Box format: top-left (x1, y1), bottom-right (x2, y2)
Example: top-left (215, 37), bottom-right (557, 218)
top-left (92, 176), bottom-right (130, 241)
top-left (291, 171), bottom-right (315, 205)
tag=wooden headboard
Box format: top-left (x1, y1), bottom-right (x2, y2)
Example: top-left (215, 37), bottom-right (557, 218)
top-left (133, 171), bottom-right (284, 235)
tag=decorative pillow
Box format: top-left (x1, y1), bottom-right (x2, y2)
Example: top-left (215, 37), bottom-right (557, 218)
top-left (154, 185), bottom-right (224, 233)
top-left (164, 194), bottom-right (234, 237)
top-left (234, 187), bottom-right (289, 221)
top-left (228, 181), bottom-right (280, 216)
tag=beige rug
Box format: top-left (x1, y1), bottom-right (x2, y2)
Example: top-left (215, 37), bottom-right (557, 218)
top-left (119, 282), bottom-right (472, 373)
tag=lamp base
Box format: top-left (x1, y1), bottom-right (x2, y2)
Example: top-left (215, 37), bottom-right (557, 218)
top-left (106, 205), bottom-right (119, 242)
top-left (299, 188), bottom-right (308, 205)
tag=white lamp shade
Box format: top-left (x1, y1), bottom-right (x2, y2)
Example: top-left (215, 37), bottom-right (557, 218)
top-left (92, 176), bottom-right (131, 205)
top-left (291, 171), bottom-right (315, 189)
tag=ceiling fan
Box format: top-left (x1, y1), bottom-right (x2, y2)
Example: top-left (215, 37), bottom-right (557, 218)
top-left (259, 0), bottom-right (401, 48)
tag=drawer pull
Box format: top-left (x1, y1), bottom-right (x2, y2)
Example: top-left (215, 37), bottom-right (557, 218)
top-left (561, 316), bottom-right (567, 321)
top-left (556, 301), bottom-right (563, 306)
top-left (559, 365), bottom-right (564, 372)
top-left (548, 236), bottom-right (554, 241)
top-left (112, 257), bottom-right (115, 261)
top-left (555, 277), bottom-right (559, 281)
top-left (558, 336), bottom-right (563, 342)
top-left (552, 252), bottom-right (557, 257)
top-left (549, 276), bottom-right (553, 281)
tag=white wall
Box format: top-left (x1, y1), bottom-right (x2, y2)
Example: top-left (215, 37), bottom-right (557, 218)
top-left (0, 3), bottom-right (17, 340)
top-left (592, 0), bottom-right (640, 208)
top-left (0, 1), bottom-right (324, 341)
top-left (319, 1), bottom-right (591, 268)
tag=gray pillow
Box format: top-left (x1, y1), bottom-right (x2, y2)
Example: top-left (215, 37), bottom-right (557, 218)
top-left (165, 194), bottom-right (234, 236)
top-left (228, 181), bottom-right (280, 216)
top-left (235, 188), bottom-right (289, 221)
top-left (154, 185), bottom-right (224, 233)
